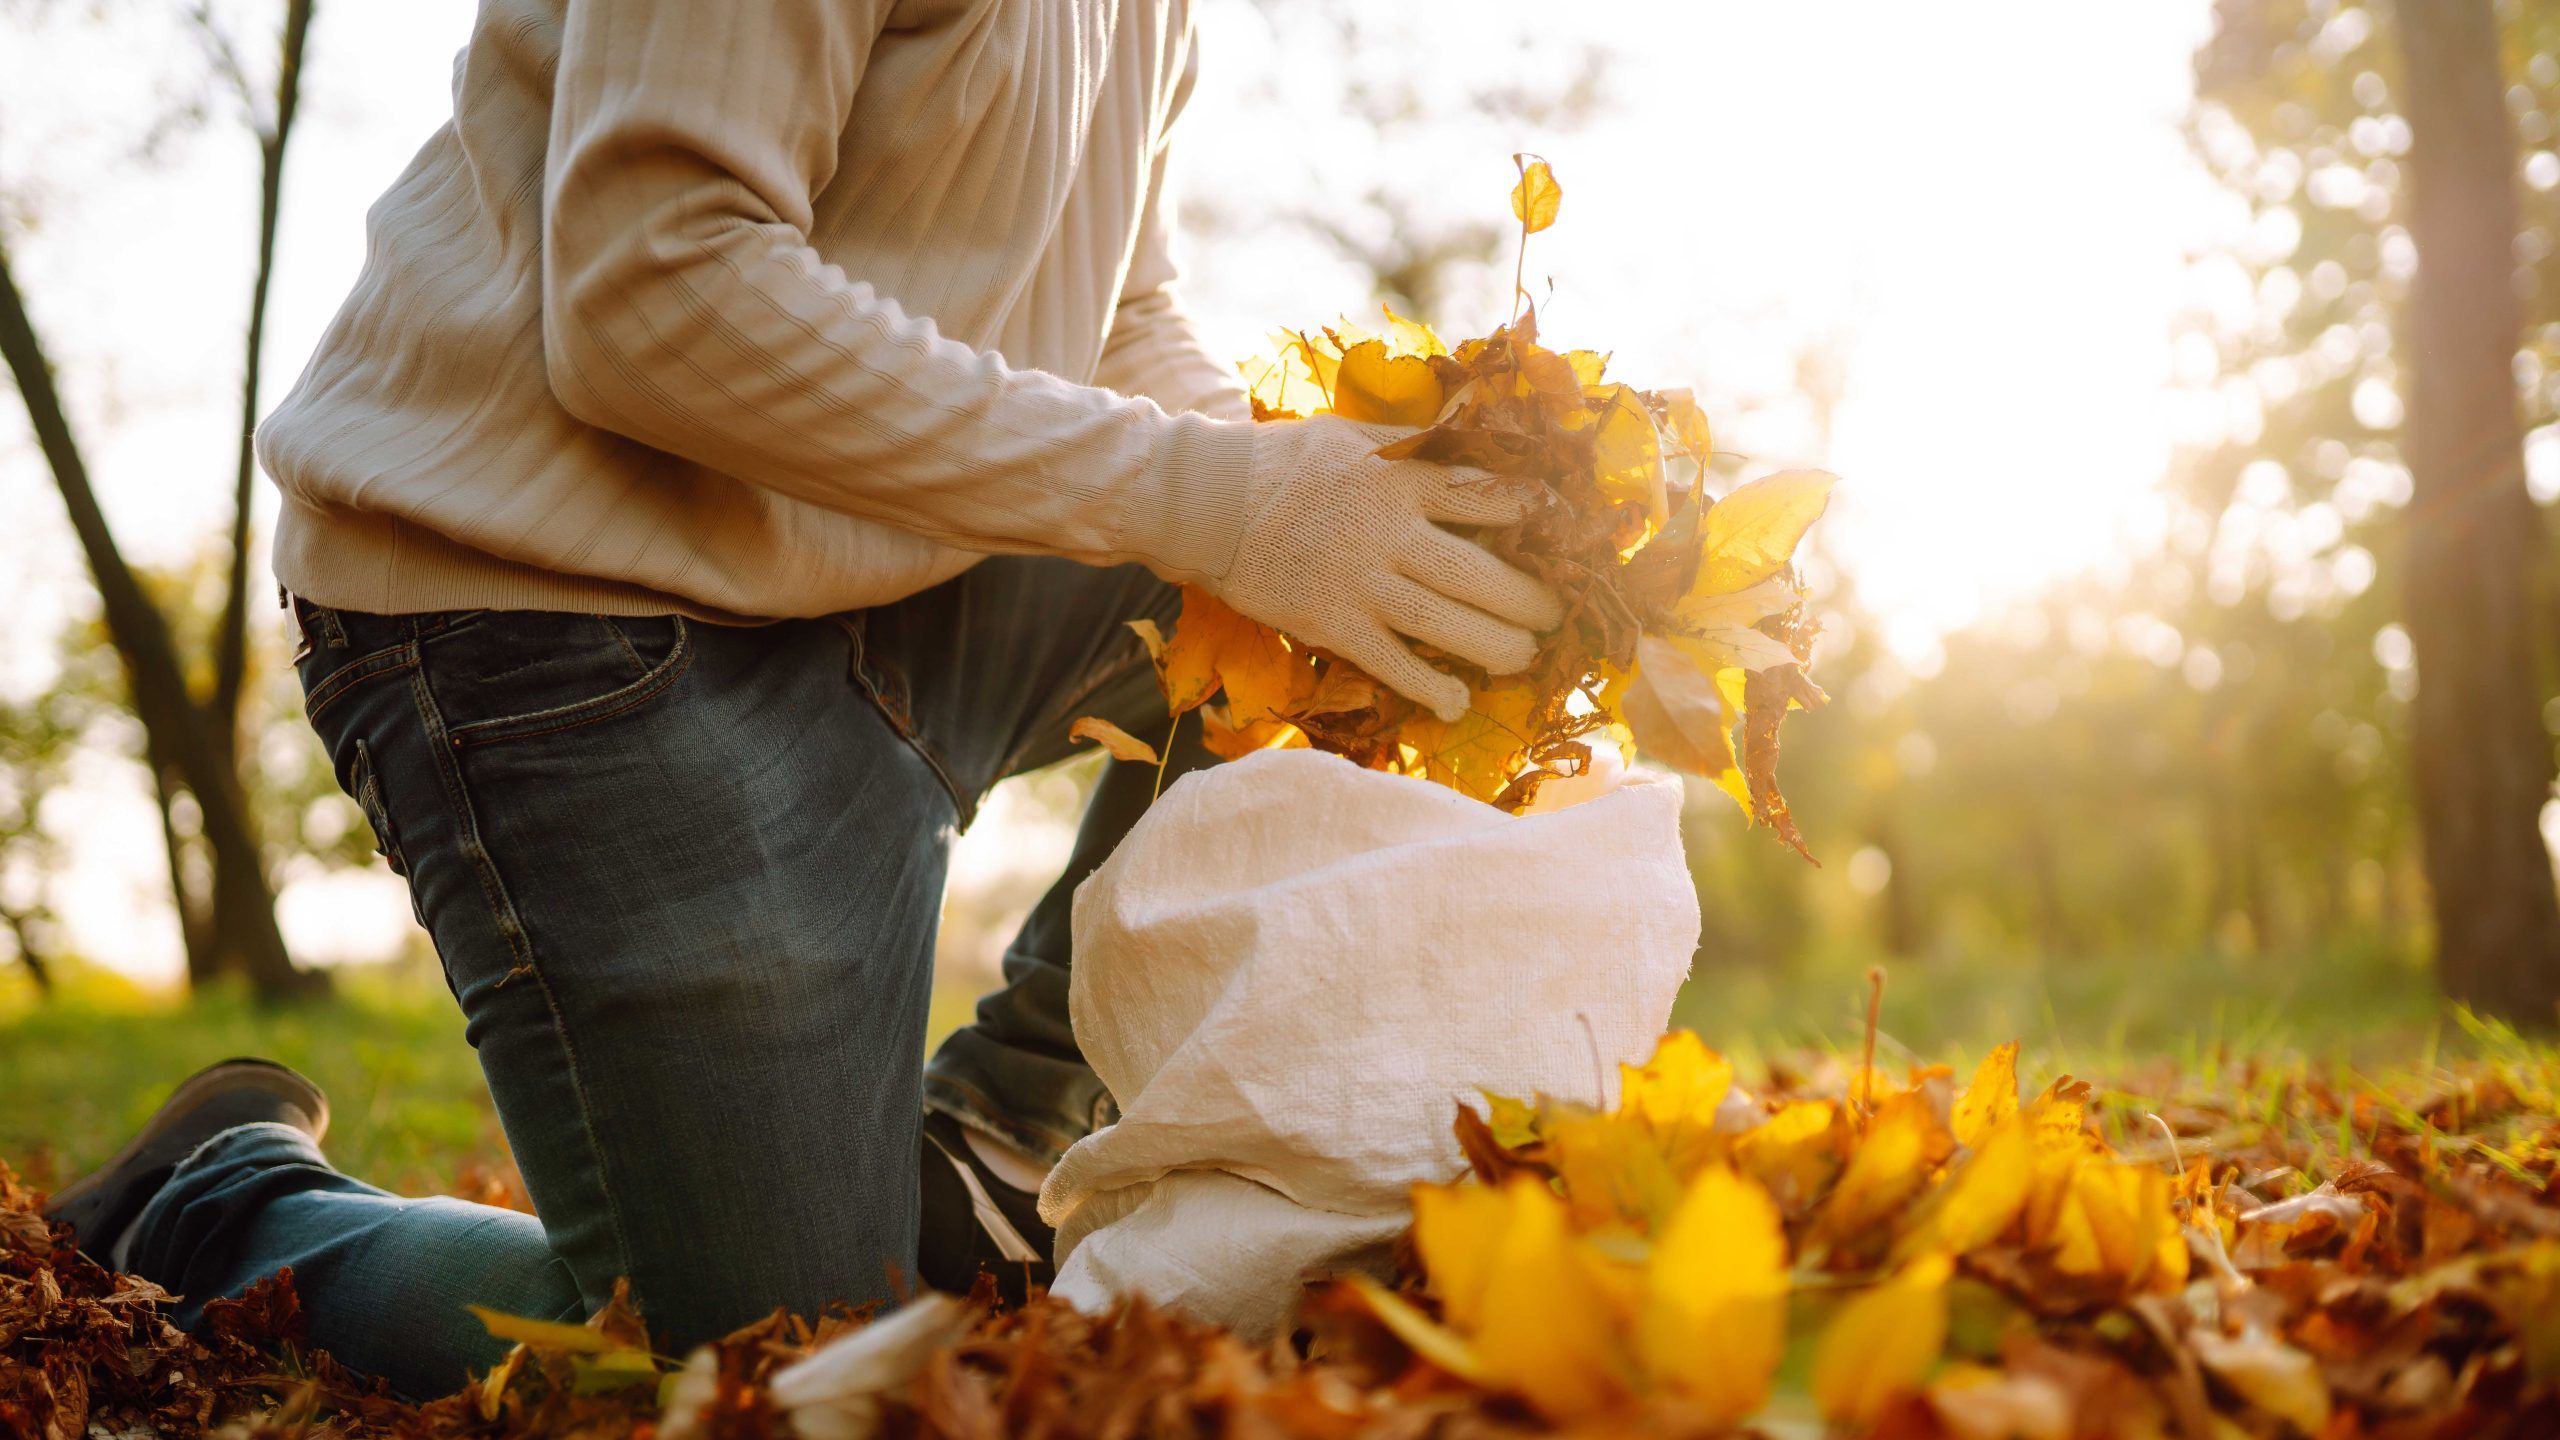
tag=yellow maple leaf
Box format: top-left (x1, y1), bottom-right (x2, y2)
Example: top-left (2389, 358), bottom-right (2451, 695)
top-left (1694, 469), bottom-right (1836, 598)
top-left (1951, 1041), bottom-right (2021, 1149)
top-left (1613, 645), bottom-right (1750, 812)
top-left (2023, 1149), bottom-right (2086, 1262)
top-left (1412, 1182), bottom-right (1508, 1331)
top-left (1395, 681), bottom-right (1542, 804)
top-left (1589, 384), bottom-right (1670, 525)
top-left (2150, 1199), bottom-right (2193, 1290)
top-left (1615, 1031), bottom-right (1734, 1180)
top-left (1817, 1090), bottom-right (1950, 1245)
top-left (1379, 305), bottom-right (1450, 358)
top-left (1655, 467), bottom-right (1829, 684)
top-left (1663, 575), bottom-right (1807, 675)
top-left (1518, 345), bottom-right (1586, 407)
top-left (1156, 587), bottom-right (1315, 724)
top-left (1478, 1089), bottom-right (1541, 1150)
top-left (1510, 154), bottom-right (1562, 234)
top-left (1639, 1167), bottom-right (1788, 1425)
top-left (1657, 388), bottom-right (1714, 466)
top-left (1240, 328), bottom-right (1346, 416)
top-left (1332, 338), bottom-right (1447, 428)
top-left (2027, 1151), bottom-right (2174, 1291)
top-left (1894, 1115), bottom-right (2034, 1262)
top-left (1472, 1179), bottom-right (1635, 1420)
top-left (1547, 1109), bottom-right (1685, 1234)
top-left (1811, 1251), bottom-right (1955, 1426)
top-left (1618, 1031), bottom-right (1733, 1130)
top-left (1198, 703), bottom-right (1304, 761)
top-left (1733, 1099), bottom-right (1845, 1212)
top-left (2073, 1162), bottom-right (2178, 1287)
top-left (2025, 1076), bottom-right (2103, 1158)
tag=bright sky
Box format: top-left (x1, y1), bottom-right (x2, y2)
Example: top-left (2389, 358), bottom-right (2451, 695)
top-left (0, 0), bottom-right (2222, 980)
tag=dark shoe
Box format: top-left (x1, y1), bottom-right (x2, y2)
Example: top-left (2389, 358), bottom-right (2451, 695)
top-left (45, 1058), bottom-right (330, 1265)
top-left (916, 1111), bottom-right (1053, 1304)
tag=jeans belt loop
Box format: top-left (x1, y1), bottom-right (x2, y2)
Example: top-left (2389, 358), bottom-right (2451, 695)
top-left (286, 594), bottom-right (315, 664)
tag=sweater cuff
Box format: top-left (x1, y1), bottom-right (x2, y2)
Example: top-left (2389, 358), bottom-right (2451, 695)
top-left (1122, 412), bottom-right (1258, 585)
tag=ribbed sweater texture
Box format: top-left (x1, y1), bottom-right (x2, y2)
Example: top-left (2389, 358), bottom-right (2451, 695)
top-left (259, 0), bottom-right (1255, 622)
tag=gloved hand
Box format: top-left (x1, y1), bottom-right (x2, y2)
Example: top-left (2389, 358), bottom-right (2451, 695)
top-left (1137, 415), bottom-right (1564, 721)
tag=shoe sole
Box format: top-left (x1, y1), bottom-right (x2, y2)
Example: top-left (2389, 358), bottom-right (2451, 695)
top-left (46, 1058), bottom-right (331, 1219)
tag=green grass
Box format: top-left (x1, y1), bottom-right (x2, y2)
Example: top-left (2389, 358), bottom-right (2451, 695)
top-left (0, 960), bottom-right (989, 1198)
top-left (0, 962), bottom-right (496, 1195)
top-left (1674, 937), bottom-right (2447, 1077)
top-left (0, 938), bottom-right (2480, 1202)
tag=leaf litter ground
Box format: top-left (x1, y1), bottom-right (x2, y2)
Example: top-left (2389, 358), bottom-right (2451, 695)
top-left (10, 1019), bottom-right (2560, 1439)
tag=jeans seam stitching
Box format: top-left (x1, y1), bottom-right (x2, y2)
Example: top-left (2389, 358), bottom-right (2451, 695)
top-left (834, 615), bottom-right (971, 822)
top-left (302, 646), bottom-right (418, 723)
top-left (411, 648), bottom-right (640, 1306)
top-left (351, 739), bottom-right (405, 875)
top-left (448, 618), bottom-right (693, 748)
top-left (602, 617), bottom-right (647, 673)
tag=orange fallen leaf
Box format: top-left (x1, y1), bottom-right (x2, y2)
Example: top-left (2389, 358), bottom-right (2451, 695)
top-left (1066, 717), bottom-right (1159, 766)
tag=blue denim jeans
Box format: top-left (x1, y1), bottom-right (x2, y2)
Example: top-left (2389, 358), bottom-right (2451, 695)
top-left (125, 557), bottom-right (1208, 1399)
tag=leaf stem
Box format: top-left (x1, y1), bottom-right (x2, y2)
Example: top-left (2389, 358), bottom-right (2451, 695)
top-left (1152, 708), bottom-right (1184, 802)
top-left (1857, 965), bottom-right (1886, 1131)
top-left (1513, 224), bottom-right (1528, 323)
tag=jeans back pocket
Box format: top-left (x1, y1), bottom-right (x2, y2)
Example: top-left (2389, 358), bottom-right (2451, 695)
top-left (428, 615), bottom-right (694, 748)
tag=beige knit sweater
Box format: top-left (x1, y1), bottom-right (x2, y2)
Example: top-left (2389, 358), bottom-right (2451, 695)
top-left (259, 0), bottom-right (1256, 622)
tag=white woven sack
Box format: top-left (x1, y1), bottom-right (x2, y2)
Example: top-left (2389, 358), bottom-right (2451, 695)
top-left (1038, 746), bottom-right (1699, 1338)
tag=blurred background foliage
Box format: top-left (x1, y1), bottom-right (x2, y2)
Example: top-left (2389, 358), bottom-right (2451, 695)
top-left (7, 0), bottom-right (2560, 1177)
top-left (1676, 0), bottom-right (2560, 1046)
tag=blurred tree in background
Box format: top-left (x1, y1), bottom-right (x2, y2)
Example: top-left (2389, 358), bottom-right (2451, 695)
top-left (0, 0), bottom-right (324, 999)
top-left (0, 622), bottom-right (103, 995)
top-left (1665, 0), bottom-right (2560, 1033)
top-left (2185, 0), bottom-right (2560, 1018)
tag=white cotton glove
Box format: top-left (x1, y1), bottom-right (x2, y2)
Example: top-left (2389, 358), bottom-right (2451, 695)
top-left (1131, 415), bottom-right (1564, 721)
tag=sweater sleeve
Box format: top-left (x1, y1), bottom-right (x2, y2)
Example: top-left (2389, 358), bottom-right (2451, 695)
top-left (537, 0), bottom-right (1255, 575)
top-left (1093, 38), bottom-right (1252, 422)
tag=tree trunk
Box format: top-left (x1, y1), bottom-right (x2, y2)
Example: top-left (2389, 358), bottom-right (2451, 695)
top-left (2396, 0), bottom-right (2560, 1022)
top-left (0, 237), bottom-right (320, 1001)
top-left (1872, 814), bottom-right (1924, 958)
top-left (148, 741), bottom-right (220, 985)
top-left (205, 0), bottom-right (319, 982)
top-left (2, 905), bottom-right (51, 996)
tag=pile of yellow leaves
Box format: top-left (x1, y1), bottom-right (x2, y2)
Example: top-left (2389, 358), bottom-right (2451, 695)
top-left (1327, 1029), bottom-right (2560, 1438)
top-left (1087, 159), bottom-right (1836, 851)
top-left (1348, 1034), bottom-right (2202, 1431)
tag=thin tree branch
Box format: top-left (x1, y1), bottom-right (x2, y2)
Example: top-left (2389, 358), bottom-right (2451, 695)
top-left (185, 1), bottom-right (269, 138)
top-left (210, 0), bottom-right (316, 768)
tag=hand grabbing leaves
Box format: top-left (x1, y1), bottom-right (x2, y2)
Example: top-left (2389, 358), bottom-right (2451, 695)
top-left (1112, 161), bottom-right (1837, 851)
